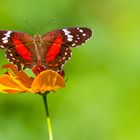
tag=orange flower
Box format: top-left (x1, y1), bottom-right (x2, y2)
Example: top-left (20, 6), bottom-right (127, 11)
top-left (0, 64), bottom-right (65, 94)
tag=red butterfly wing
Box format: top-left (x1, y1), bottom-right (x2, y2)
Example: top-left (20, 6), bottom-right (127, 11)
top-left (0, 31), bottom-right (35, 69)
top-left (42, 27), bottom-right (92, 70)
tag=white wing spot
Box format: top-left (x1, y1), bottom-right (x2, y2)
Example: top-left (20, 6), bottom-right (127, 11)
top-left (79, 29), bottom-right (83, 33)
top-left (77, 37), bottom-right (80, 40)
top-left (77, 28), bottom-right (79, 30)
top-left (9, 53), bottom-right (13, 57)
top-left (63, 29), bottom-right (70, 35)
top-left (2, 31), bottom-right (12, 44)
top-left (65, 52), bottom-right (67, 55)
top-left (63, 57), bottom-right (66, 60)
top-left (83, 33), bottom-right (86, 36)
top-left (4, 31), bottom-right (12, 38)
top-left (72, 43), bottom-right (76, 46)
top-left (67, 38), bottom-right (73, 42)
top-left (3, 40), bottom-right (8, 43)
top-left (2, 37), bottom-right (7, 41)
top-left (0, 45), bottom-right (4, 48)
top-left (67, 35), bottom-right (73, 38)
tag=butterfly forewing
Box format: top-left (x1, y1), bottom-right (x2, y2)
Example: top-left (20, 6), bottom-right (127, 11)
top-left (0, 31), bottom-right (32, 49)
top-left (42, 27), bottom-right (92, 47)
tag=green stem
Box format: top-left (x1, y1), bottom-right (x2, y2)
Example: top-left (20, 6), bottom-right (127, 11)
top-left (42, 94), bottom-right (53, 140)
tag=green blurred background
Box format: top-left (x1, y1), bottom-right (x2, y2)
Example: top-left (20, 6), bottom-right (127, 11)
top-left (0, 0), bottom-right (140, 140)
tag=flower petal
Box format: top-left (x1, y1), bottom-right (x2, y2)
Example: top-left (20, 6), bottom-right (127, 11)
top-left (31, 70), bottom-right (65, 93)
top-left (3, 64), bottom-right (33, 88)
top-left (0, 74), bottom-right (33, 94)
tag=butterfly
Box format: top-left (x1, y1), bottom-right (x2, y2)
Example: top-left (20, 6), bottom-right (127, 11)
top-left (0, 27), bottom-right (92, 71)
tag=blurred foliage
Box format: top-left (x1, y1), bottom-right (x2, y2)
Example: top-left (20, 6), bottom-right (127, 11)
top-left (0, 0), bottom-right (140, 140)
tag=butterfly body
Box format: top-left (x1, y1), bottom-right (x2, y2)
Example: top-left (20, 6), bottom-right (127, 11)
top-left (33, 33), bottom-right (46, 67)
top-left (0, 27), bottom-right (92, 71)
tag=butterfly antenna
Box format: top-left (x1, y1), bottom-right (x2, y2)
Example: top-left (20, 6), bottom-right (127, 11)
top-left (24, 18), bottom-right (36, 33)
top-left (38, 18), bottom-right (55, 33)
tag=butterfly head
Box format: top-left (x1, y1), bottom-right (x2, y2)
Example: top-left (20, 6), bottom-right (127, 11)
top-left (33, 33), bottom-right (42, 42)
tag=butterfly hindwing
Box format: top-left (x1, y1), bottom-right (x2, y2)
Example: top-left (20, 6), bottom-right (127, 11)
top-left (44, 42), bottom-right (71, 71)
top-left (5, 42), bottom-right (36, 70)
